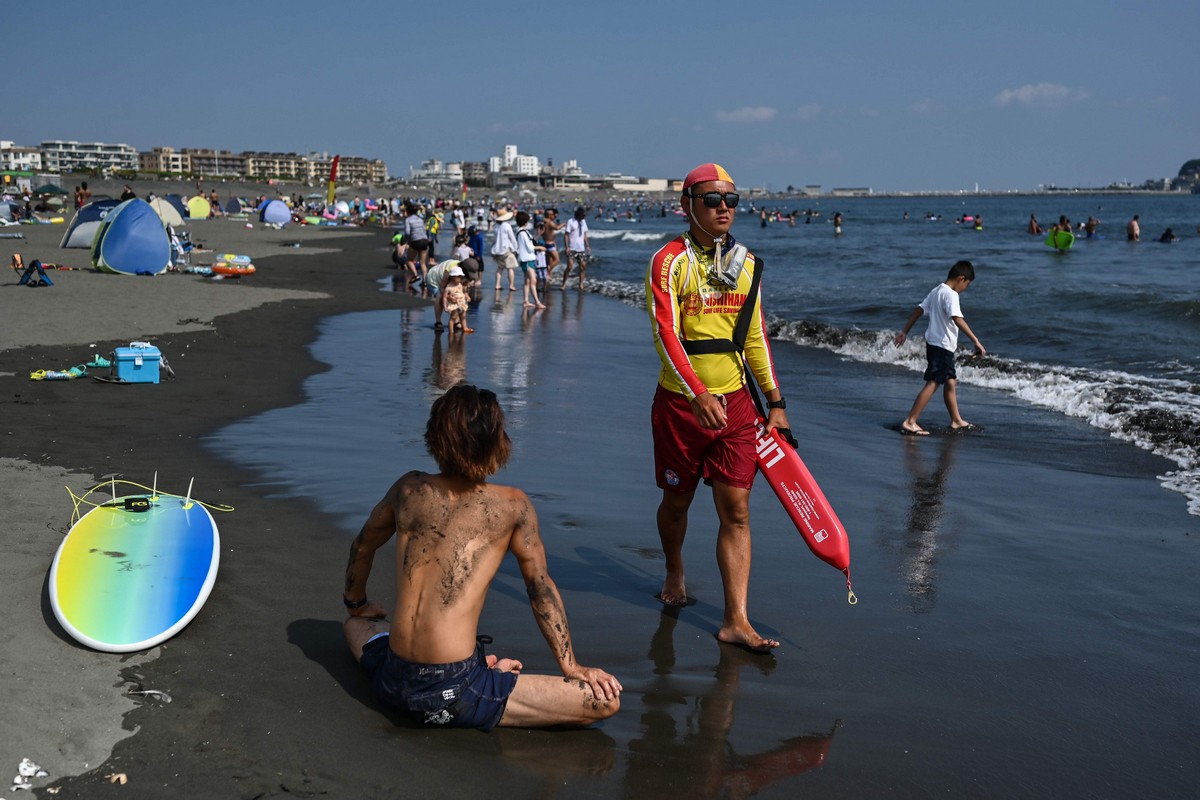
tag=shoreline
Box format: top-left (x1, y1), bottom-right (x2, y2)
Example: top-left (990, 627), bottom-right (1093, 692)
top-left (2, 220), bottom-right (430, 794)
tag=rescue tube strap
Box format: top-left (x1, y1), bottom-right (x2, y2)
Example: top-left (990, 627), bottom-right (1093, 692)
top-left (680, 255), bottom-right (763, 356)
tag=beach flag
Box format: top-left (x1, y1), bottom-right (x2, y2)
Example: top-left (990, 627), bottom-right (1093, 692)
top-left (461, 182), bottom-right (468, 202)
top-left (326, 156), bottom-right (340, 206)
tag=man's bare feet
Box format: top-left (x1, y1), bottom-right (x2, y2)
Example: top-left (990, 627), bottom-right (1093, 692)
top-left (716, 623), bottom-right (779, 653)
top-left (535, 302), bottom-right (547, 309)
top-left (899, 423), bottom-right (929, 436)
top-left (657, 571), bottom-right (687, 606)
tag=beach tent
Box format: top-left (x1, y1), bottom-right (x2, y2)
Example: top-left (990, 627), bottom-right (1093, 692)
top-left (90, 198), bottom-right (171, 275)
top-left (186, 195), bottom-right (211, 219)
top-left (163, 194), bottom-right (189, 219)
top-left (59, 198), bottom-right (120, 248)
top-left (224, 196), bottom-right (243, 215)
top-left (334, 200), bottom-right (350, 217)
top-left (259, 199), bottom-right (291, 226)
top-left (148, 196), bottom-right (184, 228)
top-left (0, 200), bottom-right (18, 224)
top-left (34, 183), bottom-right (69, 196)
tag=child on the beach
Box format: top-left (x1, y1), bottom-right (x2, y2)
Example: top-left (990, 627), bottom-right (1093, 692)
top-left (514, 211), bottom-right (546, 309)
top-left (442, 266), bottom-right (473, 333)
top-left (893, 260), bottom-right (986, 435)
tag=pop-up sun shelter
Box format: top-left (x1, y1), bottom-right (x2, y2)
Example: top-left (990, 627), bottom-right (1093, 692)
top-left (90, 198), bottom-right (171, 275)
top-left (60, 198), bottom-right (121, 248)
top-left (148, 196), bottom-right (184, 228)
top-left (259, 199), bottom-right (291, 226)
top-left (186, 195), bottom-right (211, 219)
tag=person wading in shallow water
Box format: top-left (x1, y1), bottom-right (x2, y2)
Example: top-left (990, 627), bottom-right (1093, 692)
top-left (645, 162), bottom-right (793, 653)
top-left (342, 384), bottom-right (622, 729)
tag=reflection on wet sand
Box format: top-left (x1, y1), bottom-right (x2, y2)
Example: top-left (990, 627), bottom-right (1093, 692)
top-left (891, 437), bottom-right (961, 612)
top-left (625, 607), bottom-right (840, 798)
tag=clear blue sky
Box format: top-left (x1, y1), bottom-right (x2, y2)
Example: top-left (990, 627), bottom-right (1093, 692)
top-left (9, 0), bottom-right (1196, 192)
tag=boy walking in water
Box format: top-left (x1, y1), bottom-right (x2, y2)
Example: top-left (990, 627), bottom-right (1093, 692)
top-left (894, 260), bottom-right (986, 435)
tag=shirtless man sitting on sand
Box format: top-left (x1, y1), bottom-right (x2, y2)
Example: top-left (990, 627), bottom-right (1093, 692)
top-left (342, 384), bottom-right (622, 730)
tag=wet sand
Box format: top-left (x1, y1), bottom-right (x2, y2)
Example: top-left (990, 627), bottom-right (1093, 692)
top-left (2, 214), bottom-right (1198, 797)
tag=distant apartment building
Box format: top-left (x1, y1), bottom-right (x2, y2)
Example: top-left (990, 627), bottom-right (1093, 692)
top-left (308, 154), bottom-right (388, 184)
top-left (461, 161), bottom-right (488, 186)
top-left (0, 141), bottom-right (42, 171)
top-left (139, 146), bottom-right (191, 174)
top-left (244, 151), bottom-right (309, 180)
top-left (41, 140), bottom-right (138, 173)
top-left (180, 148), bottom-right (247, 178)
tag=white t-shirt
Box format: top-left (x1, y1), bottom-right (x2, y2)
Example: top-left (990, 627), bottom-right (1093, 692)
top-left (919, 282), bottom-right (963, 351)
top-left (566, 218), bottom-right (589, 251)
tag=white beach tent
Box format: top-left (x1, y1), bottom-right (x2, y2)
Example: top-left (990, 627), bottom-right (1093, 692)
top-left (148, 196), bottom-right (184, 228)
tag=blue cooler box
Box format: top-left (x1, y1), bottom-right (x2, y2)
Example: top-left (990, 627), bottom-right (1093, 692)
top-left (114, 346), bottom-right (161, 384)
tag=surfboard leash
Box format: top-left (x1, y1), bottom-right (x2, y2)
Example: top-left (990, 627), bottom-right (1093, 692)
top-left (66, 478), bottom-right (236, 526)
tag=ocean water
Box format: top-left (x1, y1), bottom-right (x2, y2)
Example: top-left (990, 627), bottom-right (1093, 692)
top-left (584, 193), bottom-right (1200, 515)
top-left (202, 212), bottom-right (1199, 796)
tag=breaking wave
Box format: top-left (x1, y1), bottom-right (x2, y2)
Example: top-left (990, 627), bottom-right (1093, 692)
top-left (585, 277), bottom-right (1200, 516)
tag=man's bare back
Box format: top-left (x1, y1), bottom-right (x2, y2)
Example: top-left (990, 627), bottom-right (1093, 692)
top-left (381, 471), bottom-right (528, 664)
top-left (343, 384), bottom-right (619, 728)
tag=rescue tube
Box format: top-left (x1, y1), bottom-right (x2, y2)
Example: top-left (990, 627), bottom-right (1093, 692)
top-left (754, 419), bottom-right (855, 603)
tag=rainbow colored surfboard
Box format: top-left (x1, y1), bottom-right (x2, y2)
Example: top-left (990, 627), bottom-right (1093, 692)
top-left (50, 482), bottom-right (220, 653)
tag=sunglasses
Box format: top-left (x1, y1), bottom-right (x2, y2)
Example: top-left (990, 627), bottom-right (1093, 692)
top-left (687, 190), bottom-right (740, 209)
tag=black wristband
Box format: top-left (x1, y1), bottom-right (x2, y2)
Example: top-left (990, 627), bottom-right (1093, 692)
top-left (343, 595), bottom-right (368, 609)
top-left (767, 398), bottom-right (786, 410)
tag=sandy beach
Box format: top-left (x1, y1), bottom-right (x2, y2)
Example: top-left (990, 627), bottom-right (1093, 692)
top-left (3, 190), bottom-right (1198, 799)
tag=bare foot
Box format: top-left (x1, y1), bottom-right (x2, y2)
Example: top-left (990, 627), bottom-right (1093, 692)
top-left (463, 327), bottom-right (475, 334)
top-left (535, 303), bottom-right (547, 309)
top-left (717, 623), bottom-right (779, 653)
top-left (657, 571), bottom-right (687, 607)
top-left (523, 302), bottom-right (534, 308)
top-left (900, 423), bottom-right (930, 436)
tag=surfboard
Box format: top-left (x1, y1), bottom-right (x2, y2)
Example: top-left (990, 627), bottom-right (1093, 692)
top-left (49, 480), bottom-right (221, 653)
top-left (1045, 230), bottom-right (1075, 250)
top-left (754, 420), bottom-right (856, 603)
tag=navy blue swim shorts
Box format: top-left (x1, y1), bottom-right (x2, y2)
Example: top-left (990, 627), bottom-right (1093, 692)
top-left (360, 635), bottom-right (517, 731)
top-left (923, 344), bottom-right (957, 385)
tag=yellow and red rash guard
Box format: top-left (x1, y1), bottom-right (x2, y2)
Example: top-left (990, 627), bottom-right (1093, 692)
top-left (646, 233), bottom-right (780, 401)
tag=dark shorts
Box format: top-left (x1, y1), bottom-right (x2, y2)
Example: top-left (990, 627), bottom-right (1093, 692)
top-left (408, 238), bottom-right (431, 252)
top-left (361, 635), bottom-right (517, 731)
top-left (923, 344), bottom-right (957, 385)
top-left (651, 385), bottom-right (757, 493)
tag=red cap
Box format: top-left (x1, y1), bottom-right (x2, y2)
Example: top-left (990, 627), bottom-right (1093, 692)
top-left (682, 163), bottom-right (735, 191)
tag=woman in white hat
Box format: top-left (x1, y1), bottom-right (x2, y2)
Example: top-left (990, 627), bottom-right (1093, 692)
top-left (490, 208), bottom-right (518, 291)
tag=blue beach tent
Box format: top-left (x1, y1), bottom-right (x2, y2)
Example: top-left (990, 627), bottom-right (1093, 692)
top-left (90, 198), bottom-right (171, 275)
top-left (60, 198), bottom-right (121, 248)
top-left (260, 199), bottom-right (291, 226)
top-left (163, 194), bottom-right (189, 219)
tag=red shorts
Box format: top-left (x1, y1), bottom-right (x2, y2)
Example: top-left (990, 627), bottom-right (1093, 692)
top-left (651, 385), bottom-right (757, 493)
